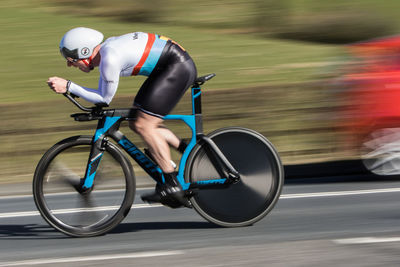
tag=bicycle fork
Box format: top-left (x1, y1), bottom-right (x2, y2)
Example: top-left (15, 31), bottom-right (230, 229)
top-left (79, 116), bottom-right (121, 192)
top-left (79, 138), bottom-right (107, 192)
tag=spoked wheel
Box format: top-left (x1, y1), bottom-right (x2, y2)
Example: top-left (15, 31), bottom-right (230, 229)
top-left (185, 127), bottom-right (284, 227)
top-left (33, 136), bottom-right (135, 237)
top-left (361, 127), bottom-right (400, 176)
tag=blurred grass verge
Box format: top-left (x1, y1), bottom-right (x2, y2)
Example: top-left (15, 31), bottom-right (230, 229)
top-left (1, 0), bottom-right (399, 185)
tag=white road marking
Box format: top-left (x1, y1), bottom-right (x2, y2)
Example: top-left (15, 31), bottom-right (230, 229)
top-left (333, 237), bottom-right (400, 245)
top-left (0, 194), bottom-right (32, 200)
top-left (0, 250), bottom-right (184, 266)
top-left (2, 187), bottom-right (400, 219)
top-left (0, 187), bottom-right (155, 200)
top-left (280, 187), bottom-right (400, 199)
top-left (0, 203), bottom-right (163, 218)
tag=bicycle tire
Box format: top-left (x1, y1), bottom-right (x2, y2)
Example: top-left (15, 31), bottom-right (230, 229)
top-left (33, 135), bottom-right (135, 237)
top-left (185, 127), bottom-right (284, 227)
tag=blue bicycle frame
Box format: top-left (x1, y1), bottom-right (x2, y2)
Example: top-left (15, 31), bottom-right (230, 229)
top-left (68, 74), bottom-right (240, 192)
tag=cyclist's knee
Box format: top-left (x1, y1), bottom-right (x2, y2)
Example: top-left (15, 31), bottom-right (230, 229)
top-left (128, 121), bottom-right (138, 133)
top-left (129, 120), bottom-right (148, 135)
top-left (129, 118), bottom-right (157, 136)
top-left (129, 110), bottom-right (163, 135)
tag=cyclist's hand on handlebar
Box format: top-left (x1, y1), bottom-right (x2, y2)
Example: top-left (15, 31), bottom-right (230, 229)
top-left (47, 77), bottom-right (68, 94)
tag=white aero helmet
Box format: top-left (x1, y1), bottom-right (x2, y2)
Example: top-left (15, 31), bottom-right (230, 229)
top-left (60, 27), bottom-right (104, 60)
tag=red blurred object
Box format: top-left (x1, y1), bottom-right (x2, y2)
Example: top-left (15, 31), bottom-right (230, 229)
top-left (341, 35), bottom-right (400, 145)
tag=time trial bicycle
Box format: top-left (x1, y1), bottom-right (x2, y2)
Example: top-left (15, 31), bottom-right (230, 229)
top-left (33, 73), bottom-right (284, 237)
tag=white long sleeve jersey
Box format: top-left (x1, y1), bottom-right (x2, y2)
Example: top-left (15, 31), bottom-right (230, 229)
top-left (68, 32), bottom-right (168, 104)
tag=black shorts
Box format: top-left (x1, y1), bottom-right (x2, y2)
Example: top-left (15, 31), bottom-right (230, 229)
top-left (134, 42), bottom-right (197, 118)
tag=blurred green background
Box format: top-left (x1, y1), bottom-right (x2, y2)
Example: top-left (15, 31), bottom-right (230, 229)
top-left (1, 0), bottom-right (400, 184)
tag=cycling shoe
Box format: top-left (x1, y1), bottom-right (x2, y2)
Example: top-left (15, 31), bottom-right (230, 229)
top-left (141, 183), bottom-right (192, 209)
top-left (141, 172), bottom-right (192, 209)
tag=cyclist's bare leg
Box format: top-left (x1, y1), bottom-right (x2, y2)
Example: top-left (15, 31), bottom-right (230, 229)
top-left (129, 111), bottom-right (174, 173)
top-left (157, 124), bottom-right (180, 150)
top-left (130, 111), bottom-right (191, 208)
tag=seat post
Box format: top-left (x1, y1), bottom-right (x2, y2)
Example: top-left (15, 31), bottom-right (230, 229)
top-left (191, 83), bottom-right (203, 135)
top-left (190, 73), bottom-right (215, 135)
top-left (192, 83), bottom-right (202, 115)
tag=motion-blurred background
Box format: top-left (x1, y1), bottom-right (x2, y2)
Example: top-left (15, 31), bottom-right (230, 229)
top-left (2, 0), bottom-right (400, 184)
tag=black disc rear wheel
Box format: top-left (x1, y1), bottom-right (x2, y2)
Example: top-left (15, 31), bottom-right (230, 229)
top-left (185, 127), bottom-right (284, 227)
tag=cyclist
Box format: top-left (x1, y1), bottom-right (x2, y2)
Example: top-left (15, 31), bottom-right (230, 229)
top-left (47, 27), bottom-right (197, 208)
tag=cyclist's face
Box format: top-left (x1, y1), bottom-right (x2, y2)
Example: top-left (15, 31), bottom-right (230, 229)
top-left (66, 58), bottom-right (92, 73)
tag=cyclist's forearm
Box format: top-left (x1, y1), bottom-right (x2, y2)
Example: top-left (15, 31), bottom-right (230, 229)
top-left (68, 81), bottom-right (111, 104)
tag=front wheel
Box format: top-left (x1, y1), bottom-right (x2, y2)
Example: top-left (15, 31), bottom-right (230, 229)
top-left (185, 127), bottom-right (284, 227)
top-left (33, 136), bottom-right (135, 237)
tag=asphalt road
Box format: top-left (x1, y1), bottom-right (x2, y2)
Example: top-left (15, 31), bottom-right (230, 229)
top-left (1, 176), bottom-right (400, 266)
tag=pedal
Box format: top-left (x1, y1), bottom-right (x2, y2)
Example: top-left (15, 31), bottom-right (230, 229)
top-left (184, 190), bottom-right (196, 198)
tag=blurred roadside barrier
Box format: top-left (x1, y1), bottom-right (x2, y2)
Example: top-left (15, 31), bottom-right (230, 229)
top-left (0, 81), bottom-right (353, 184)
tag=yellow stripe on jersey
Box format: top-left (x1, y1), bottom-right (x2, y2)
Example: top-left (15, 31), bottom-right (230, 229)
top-left (159, 35), bottom-right (186, 51)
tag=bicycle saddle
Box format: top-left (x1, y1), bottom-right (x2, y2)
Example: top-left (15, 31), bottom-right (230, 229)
top-left (194, 73), bottom-right (216, 85)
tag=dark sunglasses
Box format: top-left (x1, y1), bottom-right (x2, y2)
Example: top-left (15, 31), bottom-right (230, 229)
top-left (67, 58), bottom-right (79, 63)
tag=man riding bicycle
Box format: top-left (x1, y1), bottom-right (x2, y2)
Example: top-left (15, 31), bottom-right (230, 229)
top-left (47, 27), bottom-right (197, 208)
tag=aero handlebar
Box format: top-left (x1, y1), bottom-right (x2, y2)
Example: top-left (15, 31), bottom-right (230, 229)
top-left (63, 93), bottom-right (108, 112)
